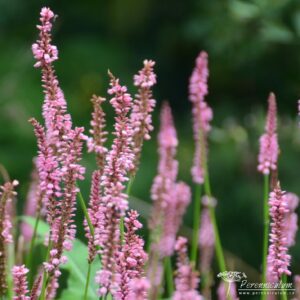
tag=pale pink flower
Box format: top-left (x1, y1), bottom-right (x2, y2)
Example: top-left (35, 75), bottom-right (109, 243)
top-left (258, 93), bottom-right (279, 175)
top-left (217, 282), bottom-right (239, 300)
top-left (199, 205), bottom-right (215, 274)
top-left (267, 183), bottom-right (291, 281)
top-left (173, 237), bottom-right (202, 300)
top-left (284, 192), bottom-right (299, 247)
top-left (189, 51), bottom-right (213, 184)
top-left (127, 278), bottom-right (150, 300)
top-left (12, 265), bottom-right (30, 300)
top-left (131, 60), bottom-right (157, 175)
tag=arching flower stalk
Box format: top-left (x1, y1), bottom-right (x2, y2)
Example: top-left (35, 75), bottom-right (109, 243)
top-left (0, 180), bottom-right (18, 296)
top-left (130, 59), bottom-right (157, 176)
top-left (12, 265), bottom-right (30, 300)
top-left (94, 72), bottom-right (134, 296)
top-left (115, 210), bottom-right (148, 299)
top-left (267, 183), bottom-right (291, 282)
top-left (173, 237), bottom-right (202, 300)
top-left (86, 95), bottom-right (108, 172)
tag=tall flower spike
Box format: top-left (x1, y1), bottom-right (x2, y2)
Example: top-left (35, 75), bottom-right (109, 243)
top-left (148, 102), bottom-right (179, 297)
top-left (95, 72), bottom-right (134, 296)
top-left (258, 93), bottom-right (279, 175)
top-left (267, 183), bottom-right (291, 281)
top-left (0, 180), bottom-right (18, 295)
top-left (189, 51), bottom-right (212, 184)
top-left (173, 237), bottom-right (202, 300)
top-left (86, 95), bottom-right (108, 171)
top-left (114, 210), bottom-right (148, 300)
top-left (12, 265), bottom-right (30, 300)
top-left (131, 60), bottom-right (157, 175)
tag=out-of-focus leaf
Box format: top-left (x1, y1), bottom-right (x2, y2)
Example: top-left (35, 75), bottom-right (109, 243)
top-left (58, 239), bottom-right (100, 299)
top-left (260, 21), bottom-right (294, 43)
top-left (229, 0), bottom-right (260, 20)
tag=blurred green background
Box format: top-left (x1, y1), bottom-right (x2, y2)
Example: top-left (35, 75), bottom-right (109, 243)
top-left (1, 0), bottom-right (300, 296)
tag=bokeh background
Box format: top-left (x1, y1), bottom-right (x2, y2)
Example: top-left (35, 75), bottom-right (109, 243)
top-left (1, 0), bottom-right (300, 297)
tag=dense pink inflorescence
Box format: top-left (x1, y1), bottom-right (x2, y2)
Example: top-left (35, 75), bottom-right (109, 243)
top-left (12, 265), bottom-right (30, 300)
top-left (217, 282), bottom-right (239, 300)
top-left (258, 93), bottom-right (279, 175)
top-left (131, 60), bottom-right (157, 175)
top-left (86, 95), bottom-right (108, 171)
top-left (95, 72), bottom-right (134, 296)
top-left (173, 237), bottom-right (202, 300)
top-left (199, 204), bottom-right (215, 274)
top-left (127, 278), bottom-right (150, 300)
top-left (189, 51), bottom-right (212, 184)
top-left (32, 8), bottom-right (86, 283)
top-left (114, 210), bottom-right (148, 299)
top-left (267, 184), bottom-right (291, 281)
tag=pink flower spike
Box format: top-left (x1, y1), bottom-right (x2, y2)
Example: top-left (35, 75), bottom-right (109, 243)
top-left (173, 237), bottom-right (202, 300)
top-left (12, 265), bottom-right (30, 300)
top-left (189, 51), bottom-right (212, 184)
top-left (258, 93), bottom-right (279, 175)
top-left (131, 60), bottom-right (157, 175)
top-left (267, 183), bottom-right (291, 281)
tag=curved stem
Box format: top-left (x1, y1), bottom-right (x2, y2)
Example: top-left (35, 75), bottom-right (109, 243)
top-left (191, 184), bottom-right (202, 266)
top-left (261, 174), bottom-right (269, 300)
top-left (78, 190), bottom-right (94, 236)
top-left (83, 262), bottom-right (92, 300)
top-left (164, 256), bottom-right (174, 297)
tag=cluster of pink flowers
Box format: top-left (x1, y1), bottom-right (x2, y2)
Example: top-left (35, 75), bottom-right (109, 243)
top-left (131, 59), bottom-right (157, 174)
top-left (189, 51), bottom-right (213, 184)
top-left (173, 237), bottom-right (202, 300)
top-left (12, 265), bottom-right (30, 300)
top-left (86, 95), bottom-right (108, 171)
top-left (258, 93), bottom-right (279, 175)
top-left (267, 183), bottom-right (291, 281)
top-left (114, 210), bottom-right (148, 299)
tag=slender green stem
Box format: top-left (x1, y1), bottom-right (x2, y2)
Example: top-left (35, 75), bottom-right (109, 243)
top-left (83, 262), bottom-right (92, 300)
top-left (78, 190), bottom-right (94, 236)
top-left (39, 237), bottom-right (52, 300)
top-left (164, 256), bottom-right (174, 297)
top-left (7, 242), bottom-right (15, 299)
top-left (261, 174), bottom-right (269, 300)
top-left (191, 184), bottom-right (202, 266)
top-left (281, 274), bottom-right (287, 300)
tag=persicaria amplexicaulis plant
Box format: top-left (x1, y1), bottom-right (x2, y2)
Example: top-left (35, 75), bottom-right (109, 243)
top-left (0, 6), bottom-right (299, 300)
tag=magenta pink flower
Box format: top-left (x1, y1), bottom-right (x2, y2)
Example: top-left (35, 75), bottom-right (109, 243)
top-left (217, 282), bottom-right (238, 300)
top-left (189, 51), bottom-right (213, 184)
top-left (258, 93), bottom-right (279, 175)
top-left (127, 278), bottom-right (150, 300)
top-left (199, 205), bottom-right (215, 274)
top-left (114, 210), bottom-right (148, 299)
top-left (267, 183), bottom-right (291, 281)
top-left (86, 95), bottom-right (108, 171)
top-left (131, 60), bottom-right (157, 175)
top-left (173, 237), bottom-right (202, 300)
top-left (12, 265), bottom-right (30, 300)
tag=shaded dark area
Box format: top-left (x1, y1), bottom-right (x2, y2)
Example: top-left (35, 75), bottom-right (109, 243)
top-left (1, 0), bottom-right (300, 296)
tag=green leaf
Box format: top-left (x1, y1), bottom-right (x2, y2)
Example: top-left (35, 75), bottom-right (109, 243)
top-left (58, 239), bottom-right (101, 299)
